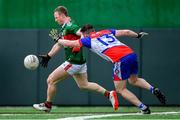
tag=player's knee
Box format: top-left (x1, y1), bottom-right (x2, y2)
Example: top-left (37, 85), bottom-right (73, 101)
top-left (47, 74), bottom-right (56, 85)
top-left (78, 82), bottom-right (89, 90)
top-left (128, 79), bottom-right (137, 85)
top-left (128, 76), bottom-right (138, 85)
top-left (116, 87), bottom-right (126, 95)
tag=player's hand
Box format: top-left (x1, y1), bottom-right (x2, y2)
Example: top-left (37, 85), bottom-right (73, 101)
top-left (49, 29), bottom-right (62, 42)
top-left (38, 54), bottom-right (51, 68)
top-left (137, 32), bottom-right (148, 38)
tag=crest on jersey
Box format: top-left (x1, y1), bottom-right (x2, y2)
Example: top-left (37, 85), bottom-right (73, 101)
top-left (67, 22), bottom-right (72, 26)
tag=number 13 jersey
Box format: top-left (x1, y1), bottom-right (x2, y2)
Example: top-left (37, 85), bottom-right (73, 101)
top-left (79, 29), bottom-right (133, 63)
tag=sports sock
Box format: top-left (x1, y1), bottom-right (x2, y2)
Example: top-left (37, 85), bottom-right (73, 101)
top-left (45, 101), bottom-right (52, 108)
top-left (138, 103), bottom-right (147, 110)
top-left (104, 91), bottom-right (110, 99)
top-left (150, 86), bottom-right (155, 94)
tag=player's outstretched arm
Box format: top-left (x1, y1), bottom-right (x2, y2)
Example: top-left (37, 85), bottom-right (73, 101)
top-left (39, 43), bottom-right (62, 68)
top-left (39, 54), bottom-right (51, 68)
top-left (48, 43), bottom-right (62, 57)
top-left (115, 30), bottom-right (148, 38)
top-left (57, 39), bottom-right (81, 47)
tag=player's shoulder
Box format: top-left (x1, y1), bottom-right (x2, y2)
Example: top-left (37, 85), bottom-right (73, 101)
top-left (90, 29), bottom-right (112, 38)
top-left (65, 21), bottom-right (80, 31)
top-left (98, 29), bottom-right (112, 34)
top-left (66, 21), bottom-right (78, 27)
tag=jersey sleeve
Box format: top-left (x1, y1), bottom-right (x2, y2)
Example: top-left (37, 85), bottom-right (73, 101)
top-left (68, 23), bottom-right (80, 34)
top-left (79, 37), bottom-right (91, 48)
top-left (109, 29), bottom-right (116, 36)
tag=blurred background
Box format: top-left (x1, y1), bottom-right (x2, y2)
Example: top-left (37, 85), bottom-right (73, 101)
top-left (0, 0), bottom-right (180, 106)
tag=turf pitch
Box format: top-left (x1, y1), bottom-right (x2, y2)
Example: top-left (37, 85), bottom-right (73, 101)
top-left (0, 106), bottom-right (180, 119)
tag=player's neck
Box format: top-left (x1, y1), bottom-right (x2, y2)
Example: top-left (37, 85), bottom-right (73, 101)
top-left (64, 16), bottom-right (71, 24)
top-left (61, 17), bottom-right (71, 28)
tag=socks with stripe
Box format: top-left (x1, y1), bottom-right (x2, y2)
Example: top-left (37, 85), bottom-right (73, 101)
top-left (45, 101), bottom-right (52, 109)
top-left (104, 91), bottom-right (110, 99)
top-left (138, 103), bottom-right (147, 110)
top-left (150, 86), bottom-right (155, 94)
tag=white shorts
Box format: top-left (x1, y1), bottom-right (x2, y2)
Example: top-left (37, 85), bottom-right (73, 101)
top-left (60, 61), bottom-right (87, 75)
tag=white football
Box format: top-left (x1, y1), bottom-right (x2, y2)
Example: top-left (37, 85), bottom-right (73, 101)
top-left (24, 55), bottom-right (39, 70)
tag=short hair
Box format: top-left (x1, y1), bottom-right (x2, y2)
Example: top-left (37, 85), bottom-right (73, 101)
top-left (54, 6), bottom-right (68, 16)
top-left (80, 24), bottom-right (95, 34)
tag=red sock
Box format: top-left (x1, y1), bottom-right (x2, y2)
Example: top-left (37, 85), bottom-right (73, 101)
top-left (104, 91), bottom-right (110, 99)
top-left (45, 101), bottom-right (52, 109)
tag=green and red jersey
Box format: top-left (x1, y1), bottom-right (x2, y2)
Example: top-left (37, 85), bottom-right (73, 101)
top-left (60, 21), bottom-right (86, 64)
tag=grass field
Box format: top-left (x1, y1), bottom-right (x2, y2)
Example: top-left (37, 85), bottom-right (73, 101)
top-left (0, 106), bottom-right (180, 119)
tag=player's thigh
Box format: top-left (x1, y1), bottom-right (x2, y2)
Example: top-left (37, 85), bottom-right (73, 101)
top-left (73, 73), bottom-right (88, 86)
top-left (48, 66), bottom-right (69, 84)
top-left (114, 80), bottom-right (127, 92)
top-left (128, 74), bottom-right (138, 84)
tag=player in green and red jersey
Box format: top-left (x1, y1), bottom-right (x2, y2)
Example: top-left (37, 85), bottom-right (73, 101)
top-left (33, 6), bottom-right (119, 112)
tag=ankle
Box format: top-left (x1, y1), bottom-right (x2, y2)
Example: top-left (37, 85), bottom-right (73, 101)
top-left (45, 101), bottom-right (52, 108)
top-left (150, 86), bottom-right (155, 94)
top-left (104, 91), bottom-right (110, 99)
top-left (138, 103), bottom-right (147, 110)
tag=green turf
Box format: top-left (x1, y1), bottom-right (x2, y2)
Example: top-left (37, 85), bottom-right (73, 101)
top-left (0, 106), bottom-right (180, 119)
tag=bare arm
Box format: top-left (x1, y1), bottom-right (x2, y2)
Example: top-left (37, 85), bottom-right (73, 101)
top-left (76, 29), bottom-right (82, 36)
top-left (115, 30), bottom-right (148, 38)
top-left (115, 30), bottom-right (138, 37)
top-left (57, 39), bottom-right (81, 48)
top-left (76, 28), bottom-right (84, 39)
top-left (48, 43), bottom-right (62, 57)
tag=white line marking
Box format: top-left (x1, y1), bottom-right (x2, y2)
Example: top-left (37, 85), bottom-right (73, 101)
top-left (54, 111), bottom-right (180, 120)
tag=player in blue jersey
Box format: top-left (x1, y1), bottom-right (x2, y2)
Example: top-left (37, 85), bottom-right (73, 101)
top-left (56, 24), bottom-right (166, 114)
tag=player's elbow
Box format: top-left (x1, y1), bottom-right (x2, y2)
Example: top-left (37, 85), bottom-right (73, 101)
top-left (72, 41), bottom-right (81, 47)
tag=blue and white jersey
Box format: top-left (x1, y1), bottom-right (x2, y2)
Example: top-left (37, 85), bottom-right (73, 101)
top-left (79, 29), bottom-right (133, 63)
